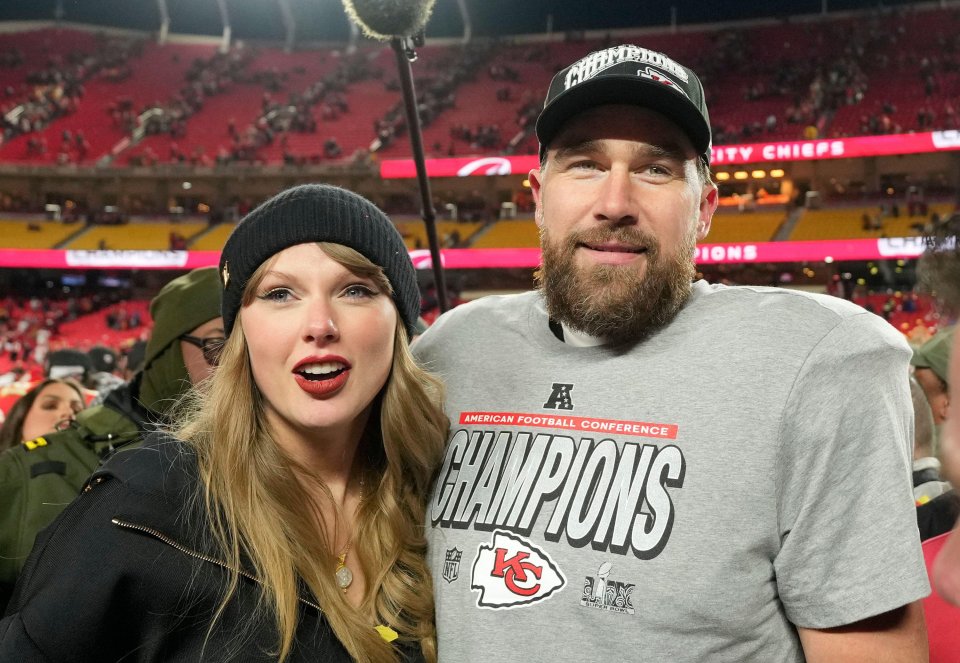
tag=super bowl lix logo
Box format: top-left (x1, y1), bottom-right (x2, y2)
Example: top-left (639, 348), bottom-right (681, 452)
top-left (580, 562), bottom-right (635, 615)
top-left (471, 530), bottom-right (565, 609)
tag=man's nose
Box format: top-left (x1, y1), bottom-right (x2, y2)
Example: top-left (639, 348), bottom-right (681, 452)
top-left (594, 169), bottom-right (637, 225)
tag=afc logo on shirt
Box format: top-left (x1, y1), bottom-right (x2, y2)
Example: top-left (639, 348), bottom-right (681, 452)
top-left (542, 383), bottom-right (574, 410)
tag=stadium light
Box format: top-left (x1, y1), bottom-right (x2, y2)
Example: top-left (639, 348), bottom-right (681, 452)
top-left (751, 170), bottom-right (766, 179)
top-left (770, 169), bottom-right (785, 178)
top-left (715, 172), bottom-right (730, 181)
top-left (733, 171), bottom-right (748, 180)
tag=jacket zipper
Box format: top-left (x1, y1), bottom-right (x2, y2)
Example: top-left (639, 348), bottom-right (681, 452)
top-left (111, 517), bottom-right (323, 612)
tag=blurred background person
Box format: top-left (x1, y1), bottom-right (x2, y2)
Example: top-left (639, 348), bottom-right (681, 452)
top-left (0, 266), bottom-right (222, 612)
top-left (0, 378), bottom-right (85, 452)
top-left (914, 215), bottom-right (960, 662)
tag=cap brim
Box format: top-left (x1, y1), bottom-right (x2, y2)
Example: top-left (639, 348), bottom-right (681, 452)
top-left (536, 75), bottom-right (711, 161)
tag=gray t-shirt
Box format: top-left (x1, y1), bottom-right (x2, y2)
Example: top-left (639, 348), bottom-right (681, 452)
top-left (413, 282), bottom-right (929, 663)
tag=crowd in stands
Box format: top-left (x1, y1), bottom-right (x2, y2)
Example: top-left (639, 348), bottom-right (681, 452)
top-left (2, 35), bottom-right (144, 164)
top-left (3, 5), bottom-right (960, 166)
top-left (0, 290), bottom-right (142, 381)
top-left (372, 42), bottom-right (494, 152)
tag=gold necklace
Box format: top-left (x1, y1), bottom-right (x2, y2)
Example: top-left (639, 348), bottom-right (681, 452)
top-left (334, 476), bottom-right (363, 593)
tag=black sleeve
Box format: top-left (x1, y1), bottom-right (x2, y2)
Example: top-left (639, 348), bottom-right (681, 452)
top-left (917, 491), bottom-right (960, 541)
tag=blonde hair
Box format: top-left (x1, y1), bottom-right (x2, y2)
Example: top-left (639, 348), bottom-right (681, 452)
top-left (175, 243), bottom-right (447, 662)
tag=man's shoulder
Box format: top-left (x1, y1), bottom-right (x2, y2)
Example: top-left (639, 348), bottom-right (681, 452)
top-left (76, 388), bottom-right (143, 437)
top-left (693, 282), bottom-right (906, 349)
top-left (433, 291), bottom-right (537, 328)
top-left (415, 291), bottom-right (538, 351)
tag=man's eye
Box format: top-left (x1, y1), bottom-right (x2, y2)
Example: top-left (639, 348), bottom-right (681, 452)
top-left (571, 161), bottom-right (599, 170)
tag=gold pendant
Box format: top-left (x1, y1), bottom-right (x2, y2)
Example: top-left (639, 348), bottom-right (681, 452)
top-left (335, 553), bottom-right (353, 591)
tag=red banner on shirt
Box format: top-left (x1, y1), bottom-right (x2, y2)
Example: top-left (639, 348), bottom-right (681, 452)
top-left (459, 411), bottom-right (678, 440)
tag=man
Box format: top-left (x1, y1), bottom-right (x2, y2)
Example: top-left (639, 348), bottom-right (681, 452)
top-left (913, 326), bottom-right (953, 430)
top-left (912, 329), bottom-right (958, 540)
top-left (0, 267), bottom-right (222, 611)
top-left (918, 216), bottom-right (960, 607)
top-left (414, 44), bottom-right (928, 662)
top-left (910, 372), bottom-right (950, 507)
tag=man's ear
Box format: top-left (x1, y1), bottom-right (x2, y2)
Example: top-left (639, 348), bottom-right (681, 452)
top-left (529, 167), bottom-right (545, 229)
top-left (697, 183), bottom-right (719, 242)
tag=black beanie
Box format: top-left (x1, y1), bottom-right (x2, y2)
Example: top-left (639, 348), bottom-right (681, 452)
top-left (219, 184), bottom-right (419, 337)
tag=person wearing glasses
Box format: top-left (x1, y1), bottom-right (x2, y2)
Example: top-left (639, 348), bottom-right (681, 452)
top-left (0, 266), bottom-right (222, 612)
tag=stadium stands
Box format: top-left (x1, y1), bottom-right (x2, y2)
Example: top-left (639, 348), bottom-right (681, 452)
top-left (64, 221), bottom-right (208, 250)
top-left (0, 219), bottom-right (83, 249)
top-left (5, 5), bottom-right (960, 166)
top-left (704, 210), bottom-right (787, 243)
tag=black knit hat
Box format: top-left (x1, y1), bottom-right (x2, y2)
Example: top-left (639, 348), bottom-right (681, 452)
top-left (219, 184), bottom-right (419, 337)
top-left (537, 44), bottom-right (712, 165)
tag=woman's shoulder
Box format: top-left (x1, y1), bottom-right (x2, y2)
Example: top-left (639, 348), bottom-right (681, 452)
top-left (95, 431), bottom-right (198, 499)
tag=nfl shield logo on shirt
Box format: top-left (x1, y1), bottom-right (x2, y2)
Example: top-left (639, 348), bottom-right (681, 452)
top-left (443, 547), bottom-right (462, 583)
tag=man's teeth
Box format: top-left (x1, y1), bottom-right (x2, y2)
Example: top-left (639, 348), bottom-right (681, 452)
top-left (299, 362), bottom-right (345, 376)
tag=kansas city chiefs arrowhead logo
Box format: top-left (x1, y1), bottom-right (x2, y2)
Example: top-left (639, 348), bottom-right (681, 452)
top-left (471, 530), bottom-right (565, 609)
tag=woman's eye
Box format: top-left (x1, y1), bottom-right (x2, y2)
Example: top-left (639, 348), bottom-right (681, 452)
top-left (258, 288), bottom-right (292, 303)
top-left (343, 284), bottom-right (376, 299)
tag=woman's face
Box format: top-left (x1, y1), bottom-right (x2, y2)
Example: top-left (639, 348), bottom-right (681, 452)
top-left (241, 243), bottom-right (397, 453)
top-left (21, 382), bottom-right (84, 442)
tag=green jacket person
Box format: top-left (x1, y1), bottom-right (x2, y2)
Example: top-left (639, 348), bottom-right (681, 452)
top-left (0, 267), bottom-right (222, 611)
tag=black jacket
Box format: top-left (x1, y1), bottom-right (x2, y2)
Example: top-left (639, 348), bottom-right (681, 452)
top-left (0, 435), bottom-right (421, 662)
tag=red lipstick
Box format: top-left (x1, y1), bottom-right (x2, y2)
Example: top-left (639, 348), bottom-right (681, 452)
top-left (292, 355), bottom-right (351, 397)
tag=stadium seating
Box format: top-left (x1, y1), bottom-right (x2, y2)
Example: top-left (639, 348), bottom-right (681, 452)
top-left (469, 219), bottom-right (540, 248)
top-left (64, 221), bottom-right (208, 250)
top-left (0, 219), bottom-right (83, 249)
top-left (704, 210), bottom-right (787, 243)
top-left (790, 206), bottom-right (929, 241)
top-left (5, 5), bottom-right (960, 166)
top-left (395, 220), bottom-right (483, 250)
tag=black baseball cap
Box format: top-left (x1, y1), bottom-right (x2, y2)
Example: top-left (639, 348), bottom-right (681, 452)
top-left (536, 44), bottom-right (712, 165)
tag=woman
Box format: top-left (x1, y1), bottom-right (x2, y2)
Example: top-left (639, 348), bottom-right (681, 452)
top-left (0, 378), bottom-right (85, 452)
top-left (0, 184), bottom-right (448, 663)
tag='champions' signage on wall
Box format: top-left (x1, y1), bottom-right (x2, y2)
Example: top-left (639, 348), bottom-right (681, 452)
top-left (0, 239), bottom-right (932, 271)
top-left (380, 130), bottom-right (960, 178)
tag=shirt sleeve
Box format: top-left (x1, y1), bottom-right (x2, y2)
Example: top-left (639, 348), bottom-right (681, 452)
top-left (773, 312), bottom-right (930, 628)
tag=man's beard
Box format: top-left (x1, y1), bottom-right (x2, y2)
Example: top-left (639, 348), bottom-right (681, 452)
top-left (536, 224), bottom-right (697, 345)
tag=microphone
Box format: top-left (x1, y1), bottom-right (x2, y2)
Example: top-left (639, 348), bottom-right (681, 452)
top-left (339, 0), bottom-right (452, 313)
top-left (341, 0), bottom-right (437, 41)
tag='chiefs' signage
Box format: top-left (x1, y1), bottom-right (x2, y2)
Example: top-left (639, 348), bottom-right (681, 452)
top-left (380, 130), bottom-right (960, 179)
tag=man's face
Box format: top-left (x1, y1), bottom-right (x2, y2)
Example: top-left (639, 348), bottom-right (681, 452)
top-left (914, 366), bottom-right (949, 424)
top-left (933, 331), bottom-right (960, 605)
top-left (529, 105), bottom-right (717, 343)
top-left (180, 317), bottom-right (225, 387)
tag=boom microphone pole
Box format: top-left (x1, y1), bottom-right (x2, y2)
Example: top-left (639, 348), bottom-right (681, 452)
top-left (342, 0), bottom-right (450, 314)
